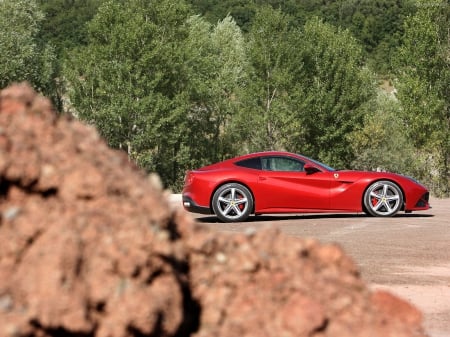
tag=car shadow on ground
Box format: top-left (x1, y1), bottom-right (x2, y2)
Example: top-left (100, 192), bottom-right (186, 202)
top-left (195, 213), bottom-right (434, 223)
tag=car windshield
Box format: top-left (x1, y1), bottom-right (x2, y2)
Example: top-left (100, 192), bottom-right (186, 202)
top-left (301, 155), bottom-right (336, 171)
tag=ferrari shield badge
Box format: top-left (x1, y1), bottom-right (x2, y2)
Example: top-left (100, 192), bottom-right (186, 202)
top-left (334, 173), bottom-right (339, 179)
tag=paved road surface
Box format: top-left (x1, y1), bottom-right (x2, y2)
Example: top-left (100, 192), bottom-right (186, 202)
top-left (173, 196), bottom-right (450, 337)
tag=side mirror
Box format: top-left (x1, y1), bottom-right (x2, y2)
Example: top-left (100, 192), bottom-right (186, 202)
top-left (304, 164), bottom-right (320, 175)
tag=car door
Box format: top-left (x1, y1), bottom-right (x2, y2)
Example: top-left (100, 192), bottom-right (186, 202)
top-left (254, 156), bottom-right (333, 211)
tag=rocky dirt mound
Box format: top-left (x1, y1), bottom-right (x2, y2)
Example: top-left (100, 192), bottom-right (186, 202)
top-left (0, 83), bottom-right (427, 337)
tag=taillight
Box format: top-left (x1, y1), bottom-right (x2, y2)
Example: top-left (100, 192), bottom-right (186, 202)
top-left (184, 171), bottom-right (193, 185)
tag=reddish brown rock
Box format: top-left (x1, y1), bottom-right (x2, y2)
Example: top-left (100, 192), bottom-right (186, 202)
top-left (0, 83), bottom-right (189, 337)
top-left (0, 83), bottom-right (428, 337)
top-left (185, 226), bottom-right (427, 337)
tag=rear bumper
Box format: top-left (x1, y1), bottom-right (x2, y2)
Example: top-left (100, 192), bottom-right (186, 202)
top-left (182, 195), bottom-right (211, 215)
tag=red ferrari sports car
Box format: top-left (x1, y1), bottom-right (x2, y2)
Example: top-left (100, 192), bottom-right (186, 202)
top-left (182, 151), bottom-right (430, 222)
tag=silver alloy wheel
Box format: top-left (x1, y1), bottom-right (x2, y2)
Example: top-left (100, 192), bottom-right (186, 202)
top-left (364, 180), bottom-right (403, 217)
top-left (212, 183), bottom-right (253, 222)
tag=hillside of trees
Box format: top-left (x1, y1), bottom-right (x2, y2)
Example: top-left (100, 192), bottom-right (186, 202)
top-left (1, 0), bottom-right (449, 195)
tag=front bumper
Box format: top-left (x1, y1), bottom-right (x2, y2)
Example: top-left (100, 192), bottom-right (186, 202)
top-left (414, 192), bottom-right (430, 209)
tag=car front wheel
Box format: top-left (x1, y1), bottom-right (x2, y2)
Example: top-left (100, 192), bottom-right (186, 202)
top-left (363, 180), bottom-right (403, 217)
top-left (212, 183), bottom-right (253, 222)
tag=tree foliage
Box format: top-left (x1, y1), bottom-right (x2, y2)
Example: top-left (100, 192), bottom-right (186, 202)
top-left (349, 92), bottom-right (419, 175)
top-left (182, 15), bottom-right (249, 168)
top-left (289, 18), bottom-right (375, 168)
top-left (64, 0), bottom-right (249, 189)
top-left (37, 0), bottom-right (103, 53)
top-left (1, 0), bottom-right (446, 194)
top-left (188, 0), bottom-right (416, 74)
top-left (188, 0), bottom-right (256, 31)
top-left (235, 7), bottom-right (300, 152)
top-left (394, 0), bottom-right (450, 196)
top-left (234, 10), bottom-right (375, 170)
top-left (315, 0), bottom-right (415, 73)
top-left (64, 0), bottom-right (194, 188)
top-left (0, 0), bottom-right (56, 98)
top-left (250, 14), bottom-right (375, 168)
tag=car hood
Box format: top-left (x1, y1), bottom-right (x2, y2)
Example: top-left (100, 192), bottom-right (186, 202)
top-left (335, 170), bottom-right (423, 186)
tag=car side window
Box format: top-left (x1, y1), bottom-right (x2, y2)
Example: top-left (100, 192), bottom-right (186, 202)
top-left (261, 157), bottom-right (304, 172)
top-left (235, 158), bottom-right (262, 170)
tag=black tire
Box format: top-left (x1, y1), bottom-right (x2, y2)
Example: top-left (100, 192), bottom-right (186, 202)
top-left (212, 183), bottom-right (253, 222)
top-left (363, 180), bottom-right (403, 217)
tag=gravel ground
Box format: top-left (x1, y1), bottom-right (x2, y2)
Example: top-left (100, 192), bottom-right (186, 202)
top-left (174, 196), bottom-right (450, 337)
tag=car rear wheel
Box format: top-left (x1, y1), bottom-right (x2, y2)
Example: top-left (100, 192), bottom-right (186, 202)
top-left (363, 180), bottom-right (403, 217)
top-left (212, 183), bottom-right (253, 222)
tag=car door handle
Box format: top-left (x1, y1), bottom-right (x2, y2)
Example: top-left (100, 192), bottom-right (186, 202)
top-left (259, 176), bottom-right (267, 181)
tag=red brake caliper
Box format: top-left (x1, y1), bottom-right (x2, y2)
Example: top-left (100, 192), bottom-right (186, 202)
top-left (238, 194), bottom-right (244, 210)
top-left (371, 190), bottom-right (379, 206)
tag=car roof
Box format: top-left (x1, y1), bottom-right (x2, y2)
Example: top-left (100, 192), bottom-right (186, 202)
top-left (197, 151), bottom-right (295, 170)
top-left (233, 151), bottom-right (297, 160)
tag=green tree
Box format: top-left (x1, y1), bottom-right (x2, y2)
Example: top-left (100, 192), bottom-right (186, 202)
top-left (234, 12), bottom-right (375, 169)
top-left (188, 0), bottom-right (416, 74)
top-left (0, 0), bottom-right (56, 98)
top-left (182, 15), bottom-right (249, 169)
top-left (300, 0), bottom-right (416, 74)
top-left (236, 6), bottom-right (301, 152)
top-left (349, 92), bottom-right (419, 175)
top-left (37, 0), bottom-right (104, 54)
top-left (395, 0), bottom-right (450, 196)
top-left (287, 18), bottom-right (375, 168)
top-left (188, 0), bottom-right (256, 31)
top-left (64, 1), bottom-right (249, 189)
top-left (64, 0), bottom-right (194, 189)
